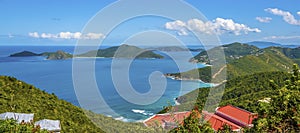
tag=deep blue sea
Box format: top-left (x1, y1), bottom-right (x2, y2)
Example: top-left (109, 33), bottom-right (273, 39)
top-left (0, 46), bottom-right (211, 122)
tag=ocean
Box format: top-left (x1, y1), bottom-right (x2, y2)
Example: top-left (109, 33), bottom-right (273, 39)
top-left (0, 46), bottom-right (211, 122)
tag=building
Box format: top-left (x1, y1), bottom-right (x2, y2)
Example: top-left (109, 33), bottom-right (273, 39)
top-left (35, 119), bottom-right (61, 133)
top-left (143, 105), bottom-right (258, 132)
top-left (143, 111), bottom-right (191, 129)
top-left (0, 112), bottom-right (61, 132)
top-left (215, 105), bottom-right (258, 128)
top-left (0, 112), bottom-right (34, 123)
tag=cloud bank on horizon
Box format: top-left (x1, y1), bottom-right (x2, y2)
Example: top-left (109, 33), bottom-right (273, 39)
top-left (28, 32), bottom-right (105, 40)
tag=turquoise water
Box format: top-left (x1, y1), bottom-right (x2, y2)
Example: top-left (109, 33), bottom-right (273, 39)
top-left (0, 46), bottom-right (210, 121)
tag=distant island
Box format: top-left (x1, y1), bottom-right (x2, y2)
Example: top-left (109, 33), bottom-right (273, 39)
top-left (10, 51), bottom-right (42, 57)
top-left (10, 50), bottom-right (72, 60)
top-left (146, 46), bottom-right (203, 52)
top-left (78, 44), bottom-right (164, 59)
top-left (9, 44), bottom-right (164, 60)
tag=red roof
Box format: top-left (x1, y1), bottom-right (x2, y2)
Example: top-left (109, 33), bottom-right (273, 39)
top-left (143, 105), bottom-right (258, 131)
top-left (202, 111), bottom-right (242, 131)
top-left (215, 105), bottom-right (258, 127)
top-left (143, 111), bottom-right (191, 129)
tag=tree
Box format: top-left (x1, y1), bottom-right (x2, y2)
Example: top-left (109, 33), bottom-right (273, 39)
top-left (251, 64), bottom-right (300, 132)
top-left (170, 109), bottom-right (214, 133)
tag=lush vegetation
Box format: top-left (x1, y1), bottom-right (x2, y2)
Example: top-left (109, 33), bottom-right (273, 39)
top-left (0, 76), bottom-right (157, 133)
top-left (42, 50), bottom-right (73, 60)
top-left (165, 71), bottom-right (290, 113)
top-left (191, 42), bottom-right (261, 63)
top-left (78, 44), bottom-right (164, 59)
top-left (162, 65), bottom-right (300, 132)
top-left (0, 119), bottom-right (48, 133)
top-left (249, 64), bottom-right (300, 132)
top-left (165, 67), bottom-right (212, 83)
top-left (169, 43), bottom-right (296, 82)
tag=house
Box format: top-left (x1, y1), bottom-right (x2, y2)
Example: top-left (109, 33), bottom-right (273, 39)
top-left (202, 111), bottom-right (242, 132)
top-left (143, 105), bottom-right (258, 132)
top-left (143, 111), bottom-right (191, 129)
top-left (35, 119), bottom-right (61, 133)
top-left (0, 112), bottom-right (61, 132)
top-left (215, 105), bottom-right (258, 128)
top-left (0, 112), bottom-right (34, 123)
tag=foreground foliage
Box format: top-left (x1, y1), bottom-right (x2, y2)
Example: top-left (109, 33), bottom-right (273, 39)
top-left (0, 76), bottom-right (156, 133)
top-left (164, 65), bottom-right (300, 132)
top-left (250, 64), bottom-right (300, 132)
top-left (0, 119), bottom-right (48, 133)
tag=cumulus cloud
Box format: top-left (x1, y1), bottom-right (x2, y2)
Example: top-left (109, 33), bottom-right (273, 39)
top-left (29, 32), bottom-right (39, 38)
top-left (165, 20), bottom-right (188, 36)
top-left (256, 17), bottom-right (272, 23)
top-left (28, 32), bottom-right (105, 40)
top-left (298, 11), bottom-right (300, 16)
top-left (265, 8), bottom-right (300, 25)
top-left (165, 18), bottom-right (261, 36)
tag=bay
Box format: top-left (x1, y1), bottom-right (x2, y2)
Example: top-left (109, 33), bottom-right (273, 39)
top-left (0, 46), bottom-right (211, 121)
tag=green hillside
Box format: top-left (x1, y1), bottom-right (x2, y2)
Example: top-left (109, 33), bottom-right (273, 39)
top-left (78, 44), bottom-right (164, 59)
top-left (191, 42), bottom-right (261, 63)
top-left (161, 71), bottom-right (291, 113)
top-left (0, 76), bottom-right (156, 133)
top-left (168, 43), bottom-right (296, 82)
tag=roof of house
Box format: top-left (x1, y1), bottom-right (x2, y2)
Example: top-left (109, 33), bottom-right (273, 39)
top-left (215, 105), bottom-right (258, 127)
top-left (203, 111), bottom-right (242, 131)
top-left (35, 119), bottom-right (61, 132)
top-left (0, 112), bottom-right (34, 123)
top-left (143, 111), bottom-right (191, 128)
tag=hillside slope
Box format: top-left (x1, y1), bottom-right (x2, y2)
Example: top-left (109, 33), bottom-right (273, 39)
top-left (168, 43), bottom-right (296, 82)
top-left (0, 76), bottom-right (156, 133)
top-left (160, 71), bottom-right (290, 113)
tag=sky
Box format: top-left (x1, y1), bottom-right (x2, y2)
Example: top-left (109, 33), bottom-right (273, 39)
top-left (0, 0), bottom-right (299, 46)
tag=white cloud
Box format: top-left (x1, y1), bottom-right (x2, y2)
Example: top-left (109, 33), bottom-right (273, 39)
top-left (265, 8), bottom-right (300, 26)
top-left (165, 20), bottom-right (188, 36)
top-left (165, 18), bottom-right (261, 36)
top-left (29, 32), bottom-right (39, 38)
top-left (41, 33), bottom-right (57, 39)
top-left (263, 35), bottom-right (300, 40)
top-left (297, 11), bottom-right (300, 16)
top-left (28, 32), bottom-right (105, 40)
top-left (256, 17), bottom-right (272, 23)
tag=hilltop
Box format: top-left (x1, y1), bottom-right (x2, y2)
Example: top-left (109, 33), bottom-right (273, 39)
top-left (78, 44), bottom-right (164, 59)
top-left (168, 43), bottom-right (297, 82)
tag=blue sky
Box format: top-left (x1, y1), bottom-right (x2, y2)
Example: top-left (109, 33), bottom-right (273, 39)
top-left (0, 0), bottom-right (299, 46)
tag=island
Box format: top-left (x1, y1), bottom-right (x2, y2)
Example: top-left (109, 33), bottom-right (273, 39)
top-left (146, 46), bottom-right (203, 52)
top-left (10, 50), bottom-right (73, 60)
top-left (78, 44), bottom-right (164, 59)
top-left (9, 51), bottom-right (42, 57)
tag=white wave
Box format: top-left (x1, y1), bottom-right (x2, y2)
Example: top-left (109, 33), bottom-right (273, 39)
top-left (132, 109), bottom-right (145, 114)
top-left (114, 116), bottom-right (130, 122)
top-left (131, 109), bottom-right (154, 116)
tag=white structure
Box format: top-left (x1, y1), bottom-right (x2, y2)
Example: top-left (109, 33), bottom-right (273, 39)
top-left (35, 119), bottom-right (61, 132)
top-left (0, 112), bottom-right (34, 123)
